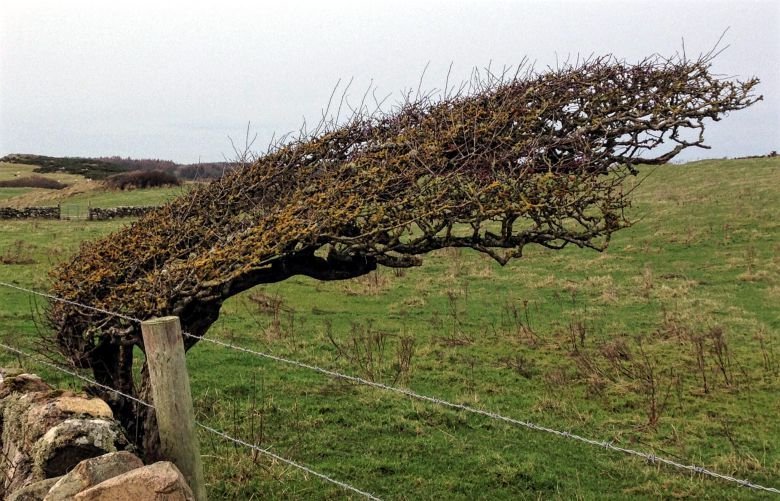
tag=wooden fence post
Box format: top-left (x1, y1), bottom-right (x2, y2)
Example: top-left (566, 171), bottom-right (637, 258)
top-left (141, 316), bottom-right (206, 501)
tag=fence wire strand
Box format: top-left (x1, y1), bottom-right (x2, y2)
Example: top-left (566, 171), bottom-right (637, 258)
top-left (0, 280), bottom-right (141, 323)
top-left (0, 288), bottom-right (380, 499)
top-left (0, 340), bottom-right (154, 409)
top-left (196, 422), bottom-right (381, 500)
top-left (182, 331), bottom-right (780, 495)
top-left (1, 281), bottom-right (777, 495)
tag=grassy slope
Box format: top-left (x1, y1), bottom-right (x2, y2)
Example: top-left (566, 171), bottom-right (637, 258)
top-left (0, 157), bottom-right (778, 499)
top-left (0, 161), bottom-right (189, 208)
top-left (0, 162), bottom-right (81, 202)
top-left (0, 188), bottom-right (33, 202)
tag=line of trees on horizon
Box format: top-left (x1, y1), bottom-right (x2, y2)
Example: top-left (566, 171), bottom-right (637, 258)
top-left (96, 156), bottom-right (235, 180)
top-left (1, 153), bottom-right (236, 181)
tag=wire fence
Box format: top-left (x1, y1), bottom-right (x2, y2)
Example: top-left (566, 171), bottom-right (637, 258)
top-left (0, 335), bottom-right (380, 500)
top-left (180, 330), bottom-right (780, 494)
top-left (0, 281), bottom-right (379, 499)
top-left (0, 280), bottom-right (778, 496)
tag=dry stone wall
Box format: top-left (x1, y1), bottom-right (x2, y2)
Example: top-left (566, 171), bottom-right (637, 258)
top-left (0, 207), bottom-right (60, 220)
top-left (87, 206), bottom-right (157, 220)
top-left (0, 368), bottom-right (194, 501)
top-left (0, 206), bottom-right (160, 220)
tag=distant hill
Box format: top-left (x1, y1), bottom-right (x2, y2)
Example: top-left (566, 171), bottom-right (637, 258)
top-left (0, 154), bottom-right (235, 180)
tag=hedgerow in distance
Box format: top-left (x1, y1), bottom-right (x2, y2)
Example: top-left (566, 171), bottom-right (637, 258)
top-left (103, 170), bottom-right (181, 190)
top-left (0, 175), bottom-right (68, 190)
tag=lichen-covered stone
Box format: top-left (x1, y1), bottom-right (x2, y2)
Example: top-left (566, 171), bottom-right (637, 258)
top-left (74, 461), bottom-right (195, 501)
top-left (6, 476), bottom-right (62, 501)
top-left (44, 451), bottom-right (143, 501)
top-left (0, 368), bottom-right (27, 381)
top-left (51, 396), bottom-right (113, 419)
top-left (32, 418), bottom-right (131, 479)
top-left (1, 379), bottom-right (53, 498)
top-left (0, 374), bottom-right (51, 400)
top-left (0, 374), bottom-right (53, 450)
top-left (4, 390), bottom-right (115, 452)
top-left (1, 439), bottom-right (31, 497)
top-left (1, 377), bottom-right (133, 499)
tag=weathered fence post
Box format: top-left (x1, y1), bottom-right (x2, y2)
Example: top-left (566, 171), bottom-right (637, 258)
top-left (141, 316), bottom-right (206, 501)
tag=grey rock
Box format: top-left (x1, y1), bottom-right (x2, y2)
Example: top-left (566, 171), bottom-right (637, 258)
top-left (32, 418), bottom-right (131, 479)
top-left (6, 476), bottom-right (62, 501)
top-left (74, 461), bottom-right (195, 501)
top-left (44, 451), bottom-right (144, 501)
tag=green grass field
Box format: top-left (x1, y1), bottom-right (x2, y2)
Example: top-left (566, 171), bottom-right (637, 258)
top-left (0, 161), bottom-right (86, 184)
top-left (0, 157), bottom-right (778, 499)
top-left (0, 187), bottom-right (33, 201)
top-left (53, 185), bottom-right (191, 208)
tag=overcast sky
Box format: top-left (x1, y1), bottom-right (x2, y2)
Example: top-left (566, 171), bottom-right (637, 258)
top-left (1, 0), bottom-right (778, 164)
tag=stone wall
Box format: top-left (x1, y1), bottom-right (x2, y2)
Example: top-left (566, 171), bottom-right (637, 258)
top-left (0, 207), bottom-right (60, 220)
top-left (0, 368), bottom-right (194, 501)
top-left (88, 206), bottom-right (157, 220)
top-left (0, 206), bottom-right (159, 221)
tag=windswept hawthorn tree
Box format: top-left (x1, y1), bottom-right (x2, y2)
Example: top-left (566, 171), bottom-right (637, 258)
top-left (47, 53), bottom-right (760, 457)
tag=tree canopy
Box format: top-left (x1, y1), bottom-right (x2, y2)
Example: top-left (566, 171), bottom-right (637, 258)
top-left (46, 52), bottom-right (760, 452)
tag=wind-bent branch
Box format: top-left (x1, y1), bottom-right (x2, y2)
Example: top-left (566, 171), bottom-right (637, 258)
top-left (45, 52), bottom-right (760, 454)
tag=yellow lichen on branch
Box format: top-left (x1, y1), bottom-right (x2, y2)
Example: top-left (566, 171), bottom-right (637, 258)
top-left (44, 52), bottom-right (760, 449)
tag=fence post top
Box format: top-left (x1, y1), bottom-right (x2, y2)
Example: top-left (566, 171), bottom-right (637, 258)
top-left (142, 316), bottom-right (180, 326)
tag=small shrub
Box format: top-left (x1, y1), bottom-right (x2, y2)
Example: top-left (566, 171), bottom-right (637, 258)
top-left (0, 176), bottom-right (67, 190)
top-left (499, 353), bottom-right (535, 379)
top-left (1, 240), bottom-right (36, 264)
top-left (104, 170), bottom-right (181, 190)
top-left (248, 290), bottom-right (288, 315)
top-left (326, 320), bottom-right (415, 384)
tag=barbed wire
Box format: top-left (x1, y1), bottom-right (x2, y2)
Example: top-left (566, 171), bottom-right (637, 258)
top-left (182, 331), bottom-right (780, 495)
top-left (0, 280), bottom-right (141, 323)
top-left (196, 422), bottom-right (381, 500)
top-left (1, 281), bottom-right (777, 494)
top-left (0, 328), bottom-right (380, 499)
top-left (0, 340), bottom-right (153, 409)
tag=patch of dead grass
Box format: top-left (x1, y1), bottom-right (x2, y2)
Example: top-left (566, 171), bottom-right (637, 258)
top-left (2, 179), bottom-right (101, 208)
